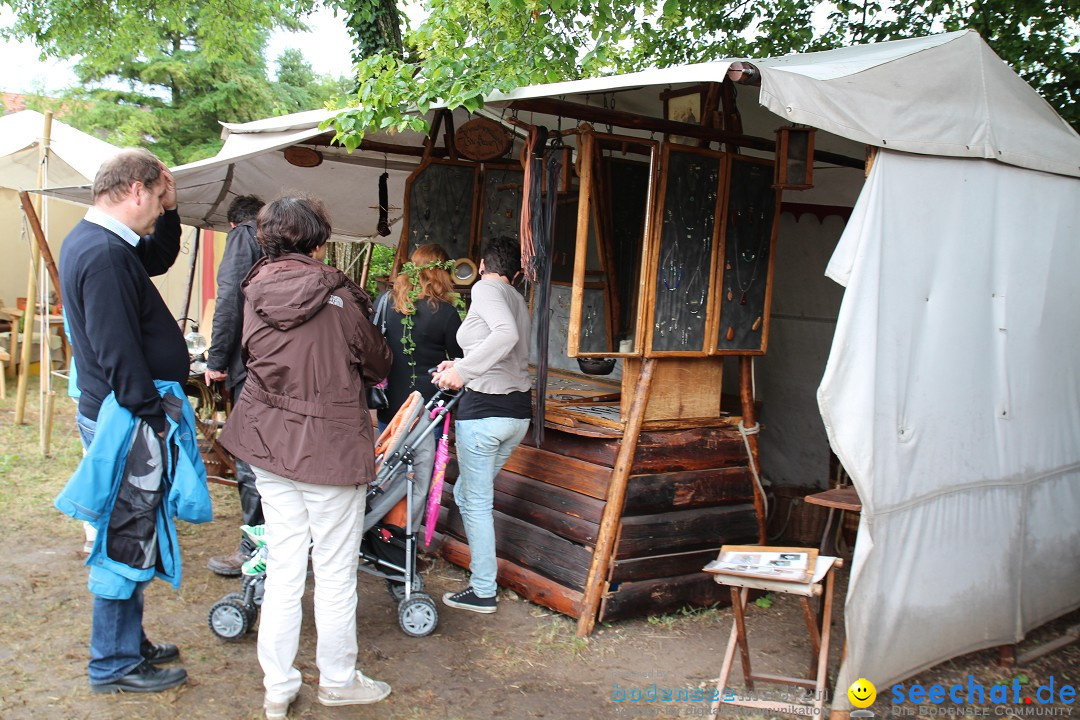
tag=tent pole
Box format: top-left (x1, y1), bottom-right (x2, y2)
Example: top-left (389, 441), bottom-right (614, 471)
top-left (18, 192), bottom-right (62, 455)
top-left (739, 356), bottom-right (767, 544)
top-left (576, 357), bottom-right (655, 637)
top-left (14, 111), bottom-right (52, 426)
top-left (180, 229), bottom-right (200, 333)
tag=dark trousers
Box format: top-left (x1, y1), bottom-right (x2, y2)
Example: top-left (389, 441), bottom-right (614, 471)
top-left (231, 378), bottom-right (264, 552)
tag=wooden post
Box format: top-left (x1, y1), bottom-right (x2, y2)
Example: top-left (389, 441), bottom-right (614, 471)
top-left (18, 192), bottom-right (62, 298)
top-left (14, 111), bottom-right (52, 425)
top-left (576, 357), bottom-right (656, 637)
top-left (739, 355), bottom-right (767, 544)
top-left (358, 241), bottom-right (374, 293)
top-left (18, 192), bottom-right (63, 455)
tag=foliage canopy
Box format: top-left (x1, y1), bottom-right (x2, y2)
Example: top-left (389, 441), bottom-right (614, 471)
top-left (2, 0), bottom-right (349, 164)
top-left (330, 0), bottom-right (1078, 148)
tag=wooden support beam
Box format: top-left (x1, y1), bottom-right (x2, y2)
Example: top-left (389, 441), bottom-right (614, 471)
top-left (303, 133), bottom-right (447, 158)
top-left (358, 241), bottom-right (374, 291)
top-left (576, 357), bottom-right (656, 637)
top-left (615, 504), bottom-right (757, 558)
top-left (18, 192), bottom-right (61, 299)
top-left (508, 97), bottom-right (864, 170)
top-left (700, 82), bottom-right (722, 150)
top-left (720, 78), bottom-right (744, 141)
top-left (740, 356), bottom-right (768, 544)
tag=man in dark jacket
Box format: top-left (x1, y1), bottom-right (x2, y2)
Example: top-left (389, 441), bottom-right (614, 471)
top-left (205, 195), bottom-right (266, 576)
top-left (59, 147), bottom-right (189, 694)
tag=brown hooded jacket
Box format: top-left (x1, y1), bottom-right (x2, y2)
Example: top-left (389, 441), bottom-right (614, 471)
top-left (219, 254), bottom-right (391, 486)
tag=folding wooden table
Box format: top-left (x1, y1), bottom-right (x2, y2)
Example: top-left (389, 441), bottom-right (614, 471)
top-left (709, 555), bottom-right (842, 717)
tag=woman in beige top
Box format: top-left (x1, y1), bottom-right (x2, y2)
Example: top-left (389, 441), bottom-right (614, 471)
top-left (431, 236), bottom-right (531, 614)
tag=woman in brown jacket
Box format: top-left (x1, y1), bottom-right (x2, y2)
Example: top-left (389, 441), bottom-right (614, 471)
top-left (218, 196), bottom-right (392, 719)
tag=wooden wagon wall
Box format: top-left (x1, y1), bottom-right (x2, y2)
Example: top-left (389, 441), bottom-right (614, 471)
top-left (432, 422), bottom-right (758, 622)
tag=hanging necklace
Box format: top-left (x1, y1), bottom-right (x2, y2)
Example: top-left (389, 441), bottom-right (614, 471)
top-left (438, 166), bottom-right (474, 247)
top-left (730, 205), bottom-right (769, 305)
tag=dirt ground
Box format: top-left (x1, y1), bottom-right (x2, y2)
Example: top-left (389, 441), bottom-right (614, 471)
top-left (2, 384), bottom-right (1078, 720)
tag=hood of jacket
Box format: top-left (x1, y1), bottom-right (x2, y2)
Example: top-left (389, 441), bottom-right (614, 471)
top-left (243, 253), bottom-right (350, 332)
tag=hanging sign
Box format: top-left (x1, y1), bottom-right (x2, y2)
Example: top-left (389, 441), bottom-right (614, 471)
top-left (455, 117), bottom-right (512, 162)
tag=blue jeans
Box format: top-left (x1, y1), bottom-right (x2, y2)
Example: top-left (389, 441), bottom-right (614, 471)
top-left (77, 412), bottom-right (150, 684)
top-left (453, 416), bottom-right (529, 598)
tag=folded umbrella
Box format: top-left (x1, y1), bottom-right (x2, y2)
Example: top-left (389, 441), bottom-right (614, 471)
top-left (423, 409), bottom-right (453, 547)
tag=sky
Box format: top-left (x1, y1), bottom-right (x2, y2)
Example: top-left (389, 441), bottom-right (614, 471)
top-left (0, 6), bottom-right (358, 96)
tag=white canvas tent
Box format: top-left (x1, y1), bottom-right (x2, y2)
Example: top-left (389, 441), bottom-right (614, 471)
top-left (0, 110), bottom-right (118, 309)
top-left (0, 109), bottom-right (198, 318)
top-left (43, 30), bottom-right (1080, 709)
top-left (155, 111), bottom-right (448, 245)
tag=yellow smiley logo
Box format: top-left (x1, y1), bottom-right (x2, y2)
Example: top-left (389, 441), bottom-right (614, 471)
top-left (848, 678), bottom-right (876, 708)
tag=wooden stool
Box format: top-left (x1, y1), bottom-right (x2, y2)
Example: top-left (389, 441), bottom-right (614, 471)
top-left (709, 555), bottom-right (842, 717)
top-left (805, 486), bottom-right (862, 554)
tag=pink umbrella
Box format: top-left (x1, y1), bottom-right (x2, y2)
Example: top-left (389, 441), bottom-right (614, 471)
top-left (423, 409), bottom-right (452, 547)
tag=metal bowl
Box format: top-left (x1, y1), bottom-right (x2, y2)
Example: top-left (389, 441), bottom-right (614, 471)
top-left (576, 357), bottom-right (616, 376)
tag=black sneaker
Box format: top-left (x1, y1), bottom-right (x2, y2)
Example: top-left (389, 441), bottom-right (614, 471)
top-left (442, 587), bottom-right (497, 614)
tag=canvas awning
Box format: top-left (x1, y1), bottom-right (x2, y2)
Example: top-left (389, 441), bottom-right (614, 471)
top-left (0, 110), bottom-right (119, 189)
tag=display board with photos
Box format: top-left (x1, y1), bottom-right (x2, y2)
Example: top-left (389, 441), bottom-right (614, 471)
top-left (704, 545), bottom-right (818, 584)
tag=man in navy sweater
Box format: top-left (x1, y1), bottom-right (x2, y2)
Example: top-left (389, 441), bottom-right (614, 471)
top-left (59, 147), bottom-right (190, 694)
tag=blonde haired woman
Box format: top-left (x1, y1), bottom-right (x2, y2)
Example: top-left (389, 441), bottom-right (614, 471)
top-left (374, 243), bottom-right (463, 524)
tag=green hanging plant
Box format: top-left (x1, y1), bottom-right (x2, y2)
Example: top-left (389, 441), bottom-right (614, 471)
top-left (397, 259), bottom-right (465, 384)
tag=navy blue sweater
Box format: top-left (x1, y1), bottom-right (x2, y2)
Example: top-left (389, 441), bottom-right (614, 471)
top-left (59, 210), bottom-right (188, 432)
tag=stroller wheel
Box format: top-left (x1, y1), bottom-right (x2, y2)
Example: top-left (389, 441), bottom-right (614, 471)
top-left (208, 598), bottom-right (249, 640)
top-left (386, 573), bottom-right (425, 602)
top-left (222, 591), bottom-right (258, 629)
top-left (398, 593), bottom-right (438, 637)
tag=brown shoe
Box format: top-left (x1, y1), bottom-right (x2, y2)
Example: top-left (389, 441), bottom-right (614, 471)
top-left (207, 547), bottom-right (247, 576)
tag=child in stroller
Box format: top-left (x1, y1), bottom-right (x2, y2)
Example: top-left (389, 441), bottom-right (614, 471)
top-left (208, 389), bottom-right (458, 640)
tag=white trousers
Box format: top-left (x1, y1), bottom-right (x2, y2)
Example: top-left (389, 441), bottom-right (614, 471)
top-left (252, 466), bottom-right (366, 701)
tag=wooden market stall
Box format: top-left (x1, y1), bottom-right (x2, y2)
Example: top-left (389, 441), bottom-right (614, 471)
top-left (368, 75), bottom-right (861, 634)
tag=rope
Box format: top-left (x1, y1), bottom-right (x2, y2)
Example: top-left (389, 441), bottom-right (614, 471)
top-left (738, 420), bottom-right (769, 521)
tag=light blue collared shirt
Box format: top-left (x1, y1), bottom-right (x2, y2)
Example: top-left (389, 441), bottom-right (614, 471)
top-left (84, 207), bottom-right (141, 247)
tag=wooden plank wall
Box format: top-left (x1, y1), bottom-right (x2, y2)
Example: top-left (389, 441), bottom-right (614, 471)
top-left (434, 423), bottom-right (759, 621)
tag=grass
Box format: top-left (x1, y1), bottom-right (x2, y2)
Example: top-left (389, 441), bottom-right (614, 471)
top-left (646, 603), bottom-right (727, 630)
top-left (0, 374), bottom-right (85, 536)
top-left (533, 616), bottom-right (590, 657)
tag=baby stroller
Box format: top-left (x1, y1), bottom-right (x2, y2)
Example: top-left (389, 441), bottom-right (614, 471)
top-left (206, 389), bottom-right (459, 641)
top-left (359, 388), bottom-right (460, 637)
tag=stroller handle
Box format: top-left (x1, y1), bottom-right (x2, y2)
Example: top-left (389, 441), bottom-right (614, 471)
top-left (371, 389), bottom-right (462, 491)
